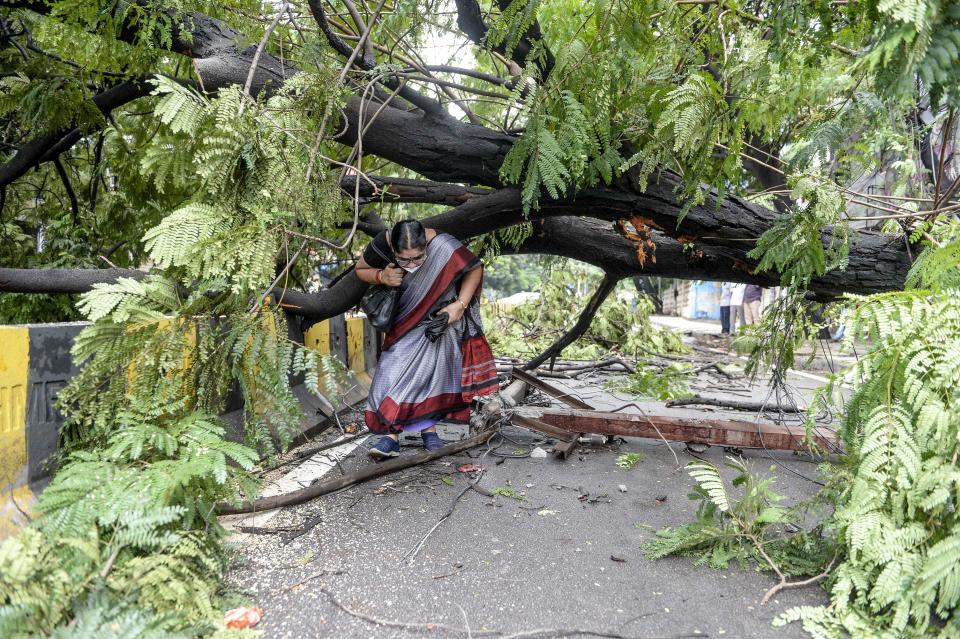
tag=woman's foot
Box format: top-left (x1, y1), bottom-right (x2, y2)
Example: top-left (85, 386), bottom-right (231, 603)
top-left (421, 431), bottom-right (445, 452)
top-left (368, 436), bottom-right (400, 460)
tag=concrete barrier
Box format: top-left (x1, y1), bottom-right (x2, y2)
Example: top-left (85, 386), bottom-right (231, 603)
top-left (0, 323), bottom-right (86, 537)
top-left (0, 315), bottom-right (378, 538)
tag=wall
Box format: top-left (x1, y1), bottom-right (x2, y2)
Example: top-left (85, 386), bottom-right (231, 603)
top-left (0, 315), bottom-right (377, 538)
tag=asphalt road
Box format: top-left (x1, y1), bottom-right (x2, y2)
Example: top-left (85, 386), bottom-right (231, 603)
top-left (226, 419), bottom-right (829, 638)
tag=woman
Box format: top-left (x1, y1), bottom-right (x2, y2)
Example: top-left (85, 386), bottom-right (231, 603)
top-left (355, 220), bottom-right (498, 459)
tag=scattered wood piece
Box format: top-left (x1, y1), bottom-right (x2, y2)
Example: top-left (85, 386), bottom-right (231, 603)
top-left (516, 406), bottom-right (837, 452)
top-left (666, 394), bottom-right (803, 413)
top-left (216, 431), bottom-right (497, 515)
top-left (510, 412), bottom-right (579, 461)
top-left (511, 367), bottom-right (594, 410)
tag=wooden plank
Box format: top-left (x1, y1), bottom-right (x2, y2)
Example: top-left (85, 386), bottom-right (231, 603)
top-left (551, 437), bottom-right (580, 459)
top-left (511, 412), bottom-right (578, 442)
top-left (516, 407), bottom-right (838, 453)
top-left (511, 367), bottom-right (593, 410)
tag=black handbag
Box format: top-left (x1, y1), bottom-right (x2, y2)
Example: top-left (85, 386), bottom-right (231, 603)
top-left (360, 233), bottom-right (399, 332)
top-left (361, 284), bottom-right (399, 332)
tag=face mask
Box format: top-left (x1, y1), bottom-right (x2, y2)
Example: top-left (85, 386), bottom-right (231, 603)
top-left (401, 264), bottom-right (422, 274)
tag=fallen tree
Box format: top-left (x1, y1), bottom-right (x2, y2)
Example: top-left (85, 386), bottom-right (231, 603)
top-left (0, 0), bottom-right (917, 318)
top-left (4, 3), bottom-right (960, 638)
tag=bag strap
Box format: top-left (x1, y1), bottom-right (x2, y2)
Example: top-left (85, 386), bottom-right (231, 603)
top-left (369, 229), bottom-right (394, 264)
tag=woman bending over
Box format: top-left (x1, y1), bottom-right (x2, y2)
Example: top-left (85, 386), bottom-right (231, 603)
top-left (355, 220), bottom-right (498, 458)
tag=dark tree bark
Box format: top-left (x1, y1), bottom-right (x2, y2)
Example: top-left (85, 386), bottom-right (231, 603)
top-left (0, 80), bottom-right (157, 188)
top-left (0, 0), bottom-right (917, 319)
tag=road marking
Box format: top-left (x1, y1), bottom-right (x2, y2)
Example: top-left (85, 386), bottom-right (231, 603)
top-left (221, 433), bottom-right (369, 532)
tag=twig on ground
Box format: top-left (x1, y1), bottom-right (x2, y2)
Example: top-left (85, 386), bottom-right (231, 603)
top-left (283, 512), bottom-right (324, 544)
top-left (690, 362), bottom-right (734, 378)
top-left (319, 585), bottom-right (654, 638)
top-left (318, 585), bottom-right (499, 635)
top-left (285, 567), bottom-right (347, 592)
top-left (433, 563), bottom-right (466, 579)
top-left (761, 554), bottom-right (838, 604)
top-left (404, 470), bottom-right (485, 563)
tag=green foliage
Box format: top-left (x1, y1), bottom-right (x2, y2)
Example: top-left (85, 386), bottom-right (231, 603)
top-left (483, 263), bottom-right (687, 362)
top-left (491, 486), bottom-right (525, 500)
top-left (1, 3), bottom-right (349, 632)
top-left (645, 457), bottom-right (832, 576)
top-left (748, 174), bottom-right (850, 288)
top-left (610, 363), bottom-right (692, 401)
top-left (774, 239), bottom-right (960, 637)
top-left (615, 452), bottom-right (642, 469)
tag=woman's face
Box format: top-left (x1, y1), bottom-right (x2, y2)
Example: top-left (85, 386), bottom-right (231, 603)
top-left (395, 244), bottom-right (426, 272)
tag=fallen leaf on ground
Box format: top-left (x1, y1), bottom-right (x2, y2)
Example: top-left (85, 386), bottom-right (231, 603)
top-left (224, 607), bottom-right (263, 629)
top-left (537, 509), bottom-right (560, 516)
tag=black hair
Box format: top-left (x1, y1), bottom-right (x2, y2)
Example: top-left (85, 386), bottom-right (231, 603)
top-left (390, 219), bottom-right (426, 252)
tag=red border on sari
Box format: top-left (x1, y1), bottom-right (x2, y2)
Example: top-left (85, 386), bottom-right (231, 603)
top-left (382, 245), bottom-right (475, 351)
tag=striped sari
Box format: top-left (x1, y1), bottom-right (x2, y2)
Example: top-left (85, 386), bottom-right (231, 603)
top-left (364, 233), bottom-right (498, 434)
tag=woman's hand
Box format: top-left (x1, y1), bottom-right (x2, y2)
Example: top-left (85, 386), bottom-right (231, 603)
top-left (440, 300), bottom-right (466, 324)
top-left (377, 264), bottom-right (404, 287)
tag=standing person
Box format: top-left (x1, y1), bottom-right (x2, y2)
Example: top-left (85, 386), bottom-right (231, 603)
top-left (742, 284), bottom-right (763, 325)
top-left (729, 283), bottom-right (746, 333)
top-left (719, 282), bottom-right (733, 335)
top-left (354, 220), bottom-right (498, 459)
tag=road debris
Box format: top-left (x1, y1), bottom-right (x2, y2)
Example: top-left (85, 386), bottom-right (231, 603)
top-left (224, 606), bottom-right (263, 629)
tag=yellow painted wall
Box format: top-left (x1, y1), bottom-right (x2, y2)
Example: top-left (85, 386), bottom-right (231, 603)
top-left (0, 327), bottom-right (28, 493)
top-left (0, 327), bottom-right (31, 538)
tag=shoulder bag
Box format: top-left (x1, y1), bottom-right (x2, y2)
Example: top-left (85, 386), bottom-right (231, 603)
top-left (359, 232), bottom-right (399, 332)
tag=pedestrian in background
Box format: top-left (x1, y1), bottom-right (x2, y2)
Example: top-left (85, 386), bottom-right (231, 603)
top-left (719, 282), bottom-right (733, 335)
top-left (743, 284), bottom-right (763, 325)
top-left (729, 283), bottom-right (746, 333)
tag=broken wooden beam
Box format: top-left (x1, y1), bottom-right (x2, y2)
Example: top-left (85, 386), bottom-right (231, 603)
top-left (514, 406), bottom-right (838, 453)
top-left (510, 367), bottom-right (594, 410)
top-left (510, 412), bottom-right (580, 459)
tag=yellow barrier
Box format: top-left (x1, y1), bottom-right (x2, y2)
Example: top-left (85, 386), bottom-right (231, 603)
top-left (0, 327), bottom-right (32, 537)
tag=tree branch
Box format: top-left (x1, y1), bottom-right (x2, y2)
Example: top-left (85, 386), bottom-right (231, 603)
top-left (340, 174), bottom-right (492, 205)
top-left (52, 156), bottom-right (79, 221)
top-left (453, 0), bottom-right (555, 79)
top-left (523, 273), bottom-right (619, 370)
top-left (0, 79), bottom-right (156, 188)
